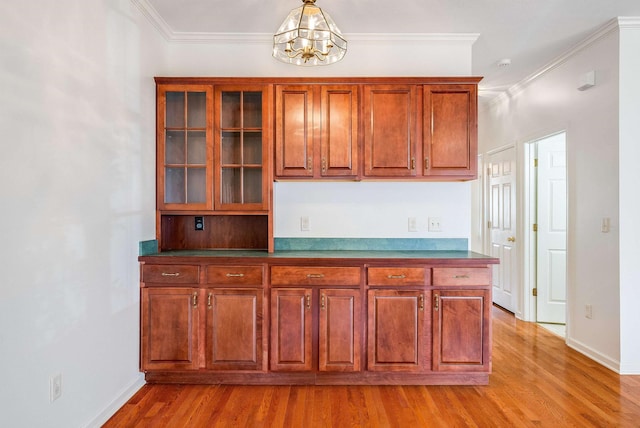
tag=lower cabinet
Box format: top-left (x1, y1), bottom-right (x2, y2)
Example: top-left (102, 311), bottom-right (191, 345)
top-left (205, 288), bottom-right (263, 370)
top-left (139, 259), bottom-right (495, 385)
top-left (367, 289), bottom-right (429, 371)
top-left (432, 289), bottom-right (491, 372)
top-left (270, 288), bottom-right (362, 372)
top-left (141, 287), bottom-right (200, 371)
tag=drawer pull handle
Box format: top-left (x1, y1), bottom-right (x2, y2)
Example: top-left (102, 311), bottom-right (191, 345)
top-left (419, 294), bottom-right (424, 311)
top-left (454, 275), bottom-right (470, 279)
top-left (434, 294), bottom-right (439, 311)
top-left (207, 292), bottom-right (212, 309)
top-left (192, 292), bottom-right (198, 308)
top-left (321, 294), bottom-right (326, 310)
top-left (387, 274), bottom-right (406, 279)
top-left (161, 272), bottom-right (180, 277)
top-left (306, 294), bottom-right (311, 309)
top-left (226, 273), bottom-right (245, 277)
top-left (306, 274), bottom-right (325, 279)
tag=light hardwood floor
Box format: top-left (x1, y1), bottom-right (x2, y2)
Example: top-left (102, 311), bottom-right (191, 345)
top-left (104, 306), bottom-right (640, 427)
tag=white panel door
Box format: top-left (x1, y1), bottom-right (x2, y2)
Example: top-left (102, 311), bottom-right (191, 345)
top-left (536, 134), bottom-right (567, 324)
top-left (488, 147), bottom-right (517, 312)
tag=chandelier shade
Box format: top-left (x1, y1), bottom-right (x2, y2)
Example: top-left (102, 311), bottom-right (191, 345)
top-left (273, 0), bottom-right (347, 66)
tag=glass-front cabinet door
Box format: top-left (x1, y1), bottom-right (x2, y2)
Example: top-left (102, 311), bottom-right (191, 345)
top-left (214, 86), bottom-right (269, 211)
top-left (157, 85), bottom-right (213, 210)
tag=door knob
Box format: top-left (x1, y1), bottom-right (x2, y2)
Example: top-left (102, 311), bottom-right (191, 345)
top-left (507, 236), bottom-right (516, 242)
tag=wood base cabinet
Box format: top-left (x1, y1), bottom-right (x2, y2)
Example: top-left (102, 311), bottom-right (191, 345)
top-left (270, 288), bottom-right (362, 372)
top-left (140, 256), bottom-right (496, 385)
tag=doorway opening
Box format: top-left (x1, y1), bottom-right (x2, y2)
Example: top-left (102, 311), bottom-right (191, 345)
top-left (524, 132), bottom-right (567, 337)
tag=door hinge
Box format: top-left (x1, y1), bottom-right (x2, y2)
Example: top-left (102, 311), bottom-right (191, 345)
top-left (533, 223), bottom-right (538, 232)
top-left (534, 158), bottom-right (538, 167)
top-left (532, 288), bottom-right (538, 297)
top-left (488, 221), bottom-right (492, 229)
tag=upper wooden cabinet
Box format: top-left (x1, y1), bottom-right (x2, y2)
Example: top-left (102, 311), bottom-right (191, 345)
top-left (275, 84), bottom-right (359, 179)
top-left (363, 85), bottom-right (418, 177)
top-left (156, 83), bottom-right (270, 212)
top-left (423, 85), bottom-right (478, 179)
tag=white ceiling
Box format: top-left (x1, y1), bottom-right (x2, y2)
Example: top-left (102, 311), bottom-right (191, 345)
top-left (144, 0), bottom-right (640, 97)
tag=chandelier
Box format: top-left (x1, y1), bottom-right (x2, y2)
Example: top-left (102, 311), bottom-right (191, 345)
top-left (273, 0), bottom-right (347, 66)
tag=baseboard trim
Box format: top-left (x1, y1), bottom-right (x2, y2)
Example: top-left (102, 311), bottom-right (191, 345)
top-left (566, 337), bottom-right (620, 373)
top-left (83, 375), bottom-right (146, 428)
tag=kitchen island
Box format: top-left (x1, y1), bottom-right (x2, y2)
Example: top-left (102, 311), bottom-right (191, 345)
top-left (139, 250), bottom-right (498, 385)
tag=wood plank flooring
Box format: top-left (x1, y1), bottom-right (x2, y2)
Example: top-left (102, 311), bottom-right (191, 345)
top-left (103, 306), bottom-right (640, 427)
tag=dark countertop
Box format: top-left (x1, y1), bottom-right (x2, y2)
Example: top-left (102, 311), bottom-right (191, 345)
top-left (139, 249), bottom-right (499, 264)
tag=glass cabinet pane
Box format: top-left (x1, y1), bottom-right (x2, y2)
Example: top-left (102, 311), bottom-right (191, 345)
top-left (166, 92), bottom-right (185, 128)
top-left (243, 92), bottom-right (262, 128)
top-left (187, 92), bottom-right (206, 128)
top-left (243, 168), bottom-right (263, 203)
top-left (222, 131), bottom-right (241, 164)
top-left (187, 168), bottom-right (206, 203)
top-left (221, 168), bottom-right (241, 204)
top-left (187, 131), bottom-right (206, 164)
top-left (165, 131), bottom-right (185, 164)
top-left (165, 167), bottom-right (185, 203)
top-left (244, 131), bottom-right (262, 165)
top-left (221, 92), bottom-right (241, 128)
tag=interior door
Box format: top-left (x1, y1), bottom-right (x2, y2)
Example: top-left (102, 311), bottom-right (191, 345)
top-left (488, 147), bottom-right (517, 312)
top-left (536, 133), bottom-right (567, 324)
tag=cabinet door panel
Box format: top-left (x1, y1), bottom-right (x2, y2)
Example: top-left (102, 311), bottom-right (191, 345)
top-left (270, 288), bottom-right (313, 371)
top-left (275, 86), bottom-right (314, 177)
top-left (319, 289), bottom-right (361, 371)
top-left (206, 289), bottom-right (263, 370)
top-left (363, 85), bottom-right (417, 177)
top-left (157, 85), bottom-right (214, 211)
top-left (141, 288), bottom-right (200, 370)
top-left (424, 85), bottom-right (477, 178)
top-left (367, 290), bottom-right (429, 371)
top-left (321, 85), bottom-right (359, 177)
top-left (433, 289), bottom-right (490, 372)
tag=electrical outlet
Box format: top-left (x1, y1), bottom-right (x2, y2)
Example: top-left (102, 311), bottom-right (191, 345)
top-left (194, 216), bottom-right (204, 231)
top-left (50, 373), bottom-right (62, 402)
top-left (408, 217), bottom-right (417, 232)
top-left (428, 217), bottom-right (442, 232)
top-left (585, 304), bottom-right (593, 319)
top-left (300, 216), bottom-right (310, 231)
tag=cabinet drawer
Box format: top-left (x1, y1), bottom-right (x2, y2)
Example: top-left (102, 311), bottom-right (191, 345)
top-left (142, 264), bottom-right (200, 284)
top-left (432, 267), bottom-right (491, 286)
top-left (205, 265), bottom-right (264, 286)
top-left (367, 267), bottom-right (430, 286)
top-left (270, 266), bottom-right (361, 286)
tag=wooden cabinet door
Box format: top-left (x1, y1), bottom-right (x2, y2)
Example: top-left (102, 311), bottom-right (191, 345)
top-left (367, 289), bottom-right (429, 371)
top-left (319, 289), bottom-right (362, 372)
top-left (205, 288), bottom-right (264, 370)
top-left (157, 85), bottom-right (214, 211)
top-left (214, 85), bottom-right (271, 211)
top-left (141, 287), bottom-right (200, 371)
top-left (275, 85), bottom-right (314, 177)
top-left (432, 289), bottom-right (491, 372)
top-left (423, 85), bottom-right (477, 179)
top-left (270, 288), bottom-right (313, 371)
top-left (363, 85), bottom-right (418, 177)
top-left (320, 85), bottom-right (359, 177)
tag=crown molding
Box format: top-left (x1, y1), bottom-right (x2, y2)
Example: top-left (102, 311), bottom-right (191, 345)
top-left (131, 0), bottom-right (478, 45)
top-left (484, 17), bottom-right (640, 109)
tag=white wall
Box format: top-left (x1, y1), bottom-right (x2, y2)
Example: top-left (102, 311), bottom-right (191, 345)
top-left (0, 1), bottom-right (165, 426)
top-left (275, 182), bottom-right (470, 238)
top-left (479, 19), bottom-right (640, 373)
top-left (618, 22), bottom-right (640, 374)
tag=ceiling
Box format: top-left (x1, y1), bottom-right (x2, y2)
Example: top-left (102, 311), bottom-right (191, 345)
top-left (145, 0), bottom-right (640, 99)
